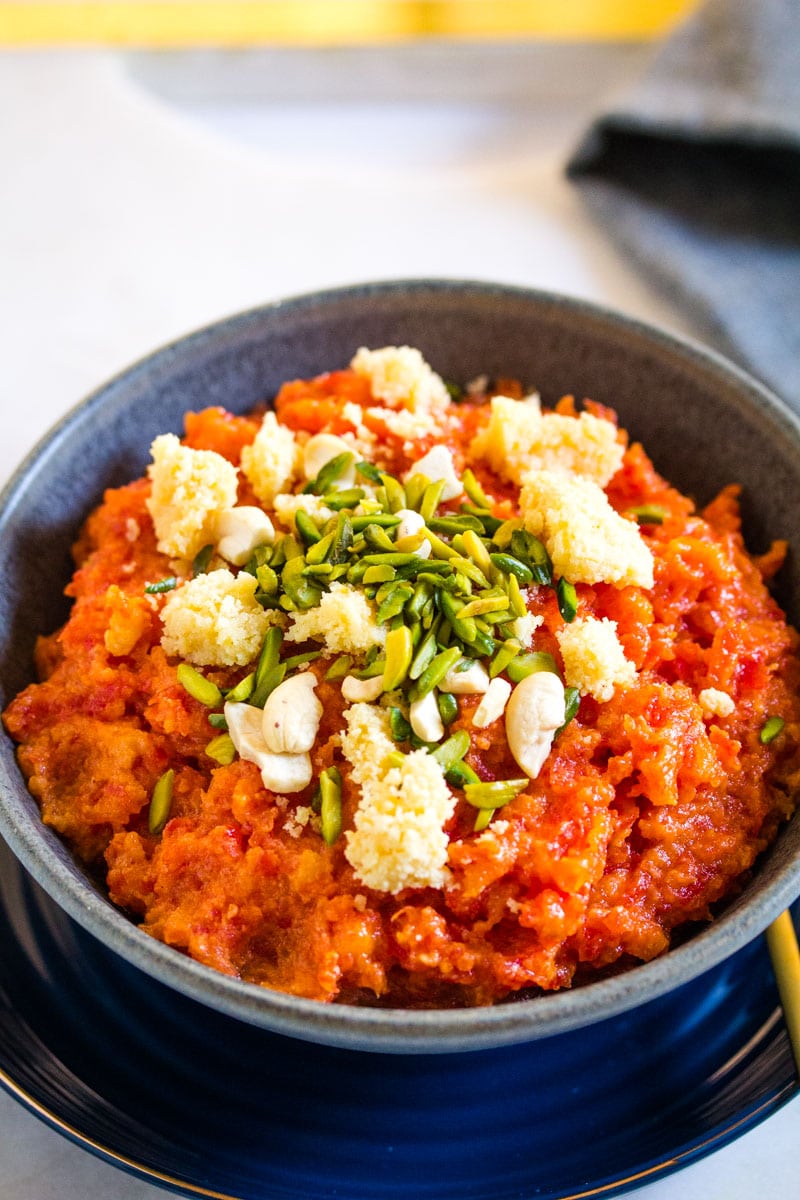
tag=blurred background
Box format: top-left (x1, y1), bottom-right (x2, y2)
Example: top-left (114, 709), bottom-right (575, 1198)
top-left (0, 0), bottom-right (706, 471)
top-left (0, 3), bottom-right (797, 1200)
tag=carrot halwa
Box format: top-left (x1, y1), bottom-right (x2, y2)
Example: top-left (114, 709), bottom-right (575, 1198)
top-left (5, 345), bottom-right (800, 1007)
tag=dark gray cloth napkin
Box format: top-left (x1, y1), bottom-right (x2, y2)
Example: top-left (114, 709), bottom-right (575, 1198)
top-left (567, 0), bottom-right (800, 407)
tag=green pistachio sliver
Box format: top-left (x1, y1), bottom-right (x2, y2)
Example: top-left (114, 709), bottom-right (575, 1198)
top-left (490, 553), bottom-right (533, 585)
top-left (208, 712), bottom-right (229, 730)
top-left (226, 672), bottom-right (255, 703)
top-left (446, 760), bottom-right (480, 789)
top-left (453, 571), bottom-right (474, 597)
top-left (358, 498), bottom-right (383, 516)
top-left (437, 691), bottom-right (459, 726)
top-left (350, 513), bottom-right (401, 532)
top-left (192, 544), bottom-right (215, 577)
top-left (506, 573), bottom-right (528, 619)
top-left (282, 650), bottom-right (321, 670)
top-left (353, 656), bottom-right (386, 680)
top-left (458, 595), bottom-right (510, 620)
top-left (303, 563), bottom-right (334, 579)
top-left (325, 654), bottom-right (353, 681)
top-left (447, 554), bottom-right (490, 589)
top-left (305, 530), bottom-right (335, 565)
top-left (383, 625), bottom-right (414, 691)
top-left (557, 578), bottom-right (578, 623)
top-left (431, 729), bottom-right (470, 772)
top-left (413, 645), bottom-right (462, 699)
top-left (320, 767), bottom-right (343, 845)
top-left (490, 638), bottom-right (522, 679)
top-left (469, 628), bottom-right (497, 657)
top-left (479, 608), bottom-right (513, 629)
top-left (254, 626), bottom-right (283, 684)
top-left (363, 523), bottom-right (396, 552)
top-left (409, 626), bottom-right (439, 681)
top-left (506, 651), bottom-right (558, 683)
top-left (461, 529), bottom-right (494, 577)
top-left (556, 686), bottom-right (581, 736)
top-left (255, 563), bottom-right (279, 595)
top-left (404, 472), bottom-right (431, 512)
top-left (145, 576), bottom-right (177, 595)
top-left (629, 504), bottom-right (667, 525)
top-left (461, 507), bottom-right (504, 537)
top-left (249, 662), bottom-right (287, 709)
top-left (492, 518), bottom-right (523, 549)
top-left (419, 478), bottom-right (446, 524)
top-left (148, 768), bottom-right (175, 835)
top-left (473, 807), bottom-right (493, 832)
top-left (243, 544), bottom-right (273, 576)
top-left (323, 487), bottom-right (365, 511)
top-left (377, 582), bottom-right (415, 623)
top-left (511, 530), bottom-right (553, 586)
top-left (461, 468), bottom-right (492, 509)
top-left (176, 663), bottom-right (223, 708)
top-left (311, 451), bottom-right (355, 495)
top-left (331, 511), bottom-right (354, 566)
top-left (280, 534), bottom-right (305, 561)
top-left (463, 778), bottom-right (529, 810)
top-left (283, 556), bottom-right (322, 608)
top-left (390, 707), bottom-right (412, 742)
top-left (206, 733), bottom-right (236, 766)
top-left (362, 564), bottom-right (396, 585)
top-left (255, 591), bottom-right (281, 609)
top-left (355, 460), bottom-right (383, 484)
top-left (406, 579), bottom-right (435, 622)
top-left (415, 528), bottom-right (456, 562)
top-left (362, 551), bottom-right (427, 568)
top-left (760, 715), bottom-right (785, 744)
top-left (347, 560), bottom-right (369, 585)
top-left (440, 591), bottom-right (478, 645)
top-left (380, 473), bottom-right (407, 514)
top-left (295, 510), bottom-right (322, 546)
top-left (428, 515), bottom-right (485, 536)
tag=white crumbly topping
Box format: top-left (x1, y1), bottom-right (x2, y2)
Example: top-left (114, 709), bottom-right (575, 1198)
top-left (365, 405), bottom-right (438, 441)
top-left (284, 582), bottom-right (386, 656)
top-left (509, 610), bottom-right (543, 648)
top-left (340, 402), bottom-right (378, 456)
top-left (160, 568), bottom-right (281, 667)
top-left (240, 411), bottom-right (298, 506)
top-left (283, 805), bottom-right (313, 839)
top-left (520, 468), bottom-right (654, 590)
top-left (556, 615), bottom-right (637, 702)
top-left (341, 703), bottom-right (457, 893)
top-left (698, 687), bottom-right (736, 719)
top-left (468, 395), bottom-right (542, 485)
top-left (469, 397), bottom-right (623, 488)
top-left (351, 345), bottom-right (450, 414)
top-left (272, 492), bottom-right (334, 532)
top-left (146, 433), bottom-right (239, 561)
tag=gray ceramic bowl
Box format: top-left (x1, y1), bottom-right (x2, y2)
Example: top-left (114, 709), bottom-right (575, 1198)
top-left (2, 280), bottom-right (800, 1054)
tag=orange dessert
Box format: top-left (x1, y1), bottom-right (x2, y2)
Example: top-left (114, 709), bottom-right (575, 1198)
top-left (5, 346), bottom-right (800, 1006)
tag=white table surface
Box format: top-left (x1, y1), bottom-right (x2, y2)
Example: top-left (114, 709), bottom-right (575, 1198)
top-left (0, 44), bottom-right (796, 1200)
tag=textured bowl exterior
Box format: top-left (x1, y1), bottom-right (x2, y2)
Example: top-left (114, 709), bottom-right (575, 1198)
top-left (2, 279), bottom-right (800, 1053)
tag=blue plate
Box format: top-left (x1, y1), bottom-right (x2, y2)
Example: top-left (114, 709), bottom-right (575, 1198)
top-left (0, 835), bottom-right (796, 1200)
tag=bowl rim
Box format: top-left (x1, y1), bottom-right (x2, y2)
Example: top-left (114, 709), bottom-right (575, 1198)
top-left (2, 277), bottom-right (800, 1054)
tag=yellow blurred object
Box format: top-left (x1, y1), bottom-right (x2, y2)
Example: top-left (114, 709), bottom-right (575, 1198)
top-left (0, 1), bottom-right (700, 48)
top-left (766, 911), bottom-right (800, 1075)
